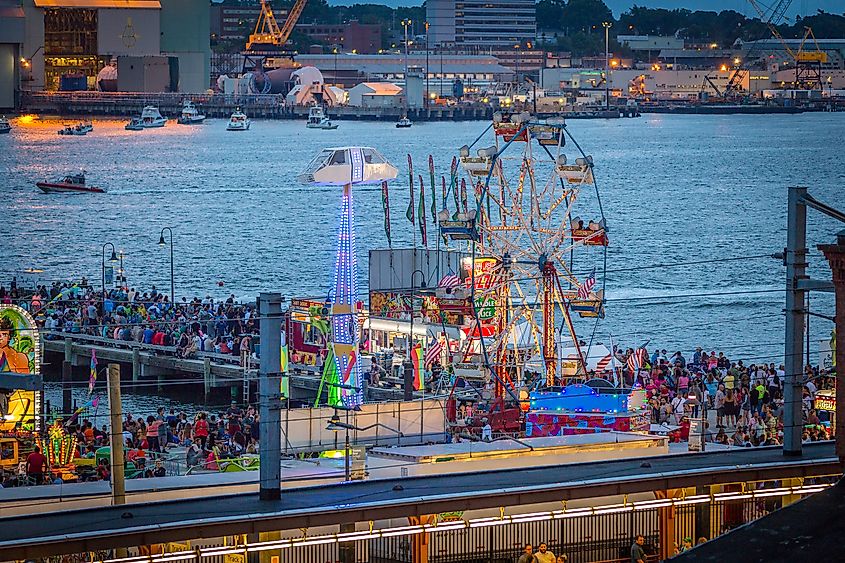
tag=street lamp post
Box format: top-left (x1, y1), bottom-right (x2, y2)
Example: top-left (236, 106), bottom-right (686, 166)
top-left (425, 21), bottom-right (430, 109)
top-left (603, 22), bottom-right (612, 110)
top-left (101, 243), bottom-right (117, 314)
top-left (158, 227), bottom-right (174, 306)
top-left (404, 269), bottom-right (426, 401)
top-left (402, 18), bottom-right (412, 115)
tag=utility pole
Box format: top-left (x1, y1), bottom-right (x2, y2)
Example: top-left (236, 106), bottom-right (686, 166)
top-left (818, 230), bottom-right (845, 468)
top-left (258, 292), bottom-right (283, 501)
top-left (783, 186), bottom-right (845, 457)
top-left (783, 187), bottom-right (807, 456)
top-left (603, 21), bottom-right (612, 110)
top-left (425, 21), bottom-right (430, 109)
top-left (107, 363), bottom-right (125, 506)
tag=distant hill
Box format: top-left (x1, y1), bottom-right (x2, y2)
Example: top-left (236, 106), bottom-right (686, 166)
top-left (327, 0), bottom-right (843, 19)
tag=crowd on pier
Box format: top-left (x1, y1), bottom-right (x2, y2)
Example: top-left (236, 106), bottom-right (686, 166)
top-left (0, 278), bottom-right (258, 362)
top-left (617, 346), bottom-right (833, 447)
top-left (1, 401), bottom-right (261, 487)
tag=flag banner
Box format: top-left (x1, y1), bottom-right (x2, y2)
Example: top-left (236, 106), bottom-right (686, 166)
top-left (418, 174), bottom-right (427, 246)
top-left (412, 343), bottom-right (424, 390)
top-left (577, 269), bottom-right (596, 300)
top-left (428, 155), bottom-right (437, 225)
top-left (460, 178), bottom-right (468, 213)
top-left (381, 181), bottom-right (392, 246)
top-left (88, 349), bottom-right (97, 396)
top-left (425, 337), bottom-right (444, 367)
top-left (441, 176), bottom-right (447, 213)
top-left (406, 154), bottom-right (415, 225)
top-left (280, 330), bottom-right (289, 373)
top-left (451, 156), bottom-right (460, 218)
top-left (438, 273), bottom-right (462, 289)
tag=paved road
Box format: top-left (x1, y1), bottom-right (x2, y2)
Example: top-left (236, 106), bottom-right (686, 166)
top-left (1, 442), bottom-right (837, 558)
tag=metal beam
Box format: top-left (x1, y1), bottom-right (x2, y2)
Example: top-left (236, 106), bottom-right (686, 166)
top-left (1, 449), bottom-right (838, 559)
top-left (796, 278), bottom-right (835, 292)
top-left (784, 186), bottom-right (807, 456)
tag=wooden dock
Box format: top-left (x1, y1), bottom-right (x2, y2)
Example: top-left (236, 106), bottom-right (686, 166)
top-left (42, 332), bottom-right (409, 402)
top-left (20, 91), bottom-right (493, 122)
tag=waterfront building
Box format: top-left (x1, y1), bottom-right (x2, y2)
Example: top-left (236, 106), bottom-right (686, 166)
top-left (6, 0), bottom-right (210, 98)
top-left (298, 21), bottom-right (381, 55)
top-left (345, 81), bottom-right (402, 107)
top-left (295, 52), bottom-right (514, 95)
top-left (617, 34), bottom-right (684, 61)
top-left (0, 0), bottom-right (25, 109)
top-left (426, 0), bottom-right (536, 48)
top-left (210, 0), bottom-right (269, 43)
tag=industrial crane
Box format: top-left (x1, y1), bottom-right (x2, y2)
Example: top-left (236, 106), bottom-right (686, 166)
top-left (723, 0), bottom-right (793, 98)
top-left (747, 0), bottom-right (827, 89)
top-left (246, 0), bottom-right (308, 52)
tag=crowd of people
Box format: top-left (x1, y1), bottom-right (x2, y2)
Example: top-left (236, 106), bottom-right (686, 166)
top-left (1, 278), bottom-right (258, 362)
top-left (0, 400), bottom-right (261, 487)
top-left (618, 346), bottom-right (833, 447)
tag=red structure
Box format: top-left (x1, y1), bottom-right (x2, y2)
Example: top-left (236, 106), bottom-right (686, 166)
top-left (818, 230), bottom-right (845, 468)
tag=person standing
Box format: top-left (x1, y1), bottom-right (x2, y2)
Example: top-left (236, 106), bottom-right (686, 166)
top-left (25, 446), bottom-right (48, 485)
top-left (631, 535), bottom-right (646, 563)
top-left (535, 543), bottom-right (555, 563)
top-left (517, 544), bottom-right (538, 563)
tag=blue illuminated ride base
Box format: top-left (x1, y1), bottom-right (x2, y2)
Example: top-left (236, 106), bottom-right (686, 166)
top-left (529, 384), bottom-right (629, 414)
top-left (331, 182), bottom-right (363, 408)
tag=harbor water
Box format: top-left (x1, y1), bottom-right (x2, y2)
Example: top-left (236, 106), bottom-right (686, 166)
top-left (2, 114), bottom-right (841, 390)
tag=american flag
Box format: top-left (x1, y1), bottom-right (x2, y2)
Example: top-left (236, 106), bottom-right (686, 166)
top-left (425, 338), bottom-right (444, 367)
top-left (596, 353), bottom-right (612, 373)
top-left (438, 273), bottom-right (462, 289)
top-left (577, 270), bottom-right (596, 300)
top-left (627, 348), bottom-right (648, 373)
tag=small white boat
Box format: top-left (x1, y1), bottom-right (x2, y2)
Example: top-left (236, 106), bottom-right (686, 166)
top-left (227, 108), bottom-right (251, 131)
top-left (125, 118), bottom-right (144, 131)
top-left (58, 123), bottom-right (88, 136)
top-left (177, 100), bottom-right (206, 125)
top-left (0, 117), bottom-right (12, 134)
top-left (140, 105), bottom-right (167, 128)
top-left (306, 106), bottom-right (338, 130)
top-left (395, 116), bottom-right (412, 128)
top-left (79, 120), bottom-right (94, 133)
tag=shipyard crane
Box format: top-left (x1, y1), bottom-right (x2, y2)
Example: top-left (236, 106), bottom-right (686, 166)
top-left (747, 0), bottom-right (827, 89)
top-left (723, 0), bottom-right (793, 98)
top-left (246, 0), bottom-right (308, 52)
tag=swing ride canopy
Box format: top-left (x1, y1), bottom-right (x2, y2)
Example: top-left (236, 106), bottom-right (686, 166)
top-left (298, 147), bottom-right (398, 186)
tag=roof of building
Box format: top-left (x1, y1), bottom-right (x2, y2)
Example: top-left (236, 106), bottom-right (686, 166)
top-left (33, 0), bottom-right (160, 7)
top-left (352, 82), bottom-right (402, 95)
top-left (676, 476), bottom-right (845, 562)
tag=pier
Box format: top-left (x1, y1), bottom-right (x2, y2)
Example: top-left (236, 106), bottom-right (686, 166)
top-left (43, 332), bottom-right (409, 402)
top-left (20, 91), bottom-right (494, 121)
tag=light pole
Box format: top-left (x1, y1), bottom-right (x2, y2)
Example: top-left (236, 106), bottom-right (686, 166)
top-left (158, 227), bottom-right (174, 306)
top-left (404, 269), bottom-right (426, 400)
top-left (402, 18), bottom-right (412, 117)
top-left (101, 243), bottom-right (117, 314)
top-left (425, 21), bottom-right (430, 108)
top-left (603, 21), bottom-right (612, 110)
top-left (513, 43), bottom-right (520, 86)
top-left (407, 269), bottom-right (426, 359)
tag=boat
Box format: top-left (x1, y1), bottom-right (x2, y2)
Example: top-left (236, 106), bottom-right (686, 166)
top-left (57, 123), bottom-right (88, 136)
top-left (36, 172), bottom-right (105, 194)
top-left (140, 105), bottom-right (167, 128)
top-left (177, 100), bottom-right (206, 125)
top-left (395, 116), bottom-right (412, 128)
top-left (306, 106), bottom-right (338, 130)
top-left (125, 118), bottom-right (144, 131)
top-left (79, 120), bottom-right (93, 133)
top-left (0, 117), bottom-right (12, 134)
top-left (226, 107), bottom-right (251, 131)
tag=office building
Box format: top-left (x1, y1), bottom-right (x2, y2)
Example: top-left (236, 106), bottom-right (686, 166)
top-left (427, 0), bottom-right (536, 48)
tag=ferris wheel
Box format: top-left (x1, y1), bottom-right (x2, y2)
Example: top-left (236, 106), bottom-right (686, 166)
top-left (450, 111), bottom-right (609, 393)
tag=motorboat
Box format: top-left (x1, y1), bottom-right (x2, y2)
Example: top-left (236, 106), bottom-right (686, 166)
top-left (306, 106), bottom-right (338, 130)
top-left (395, 116), bottom-right (412, 128)
top-left (58, 123), bottom-right (88, 136)
top-left (125, 118), bottom-right (144, 131)
top-left (140, 105), bottom-right (167, 128)
top-left (226, 108), bottom-right (251, 131)
top-left (36, 172), bottom-right (105, 194)
top-left (177, 100), bottom-right (206, 124)
top-left (79, 120), bottom-right (93, 133)
top-left (0, 117), bottom-right (12, 134)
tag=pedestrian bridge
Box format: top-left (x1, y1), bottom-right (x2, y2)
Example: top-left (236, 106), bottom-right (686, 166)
top-left (0, 442), bottom-right (838, 560)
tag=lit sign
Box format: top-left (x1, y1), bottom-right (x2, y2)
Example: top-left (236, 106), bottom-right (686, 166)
top-left (815, 396), bottom-right (835, 412)
top-left (0, 304), bottom-right (42, 433)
